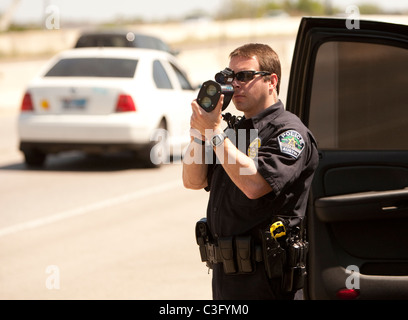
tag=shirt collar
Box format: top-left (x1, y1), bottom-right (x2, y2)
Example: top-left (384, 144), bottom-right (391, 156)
top-left (248, 99), bottom-right (285, 130)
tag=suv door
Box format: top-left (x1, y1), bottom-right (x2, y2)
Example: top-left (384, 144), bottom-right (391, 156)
top-left (286, 17), bottom-right (408, 299)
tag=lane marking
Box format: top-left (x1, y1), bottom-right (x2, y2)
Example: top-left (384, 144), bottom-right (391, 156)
top-left (0, 180), bottom-right (182, 238)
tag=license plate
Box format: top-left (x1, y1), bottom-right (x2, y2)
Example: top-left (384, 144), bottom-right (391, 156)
top-left (62, 98), bottom-right (87, 109)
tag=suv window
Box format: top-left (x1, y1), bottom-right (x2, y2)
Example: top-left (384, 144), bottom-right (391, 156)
top-left (135, 34), bottom-right (170, 52)
top-left (74, 32), bottom-right (175, 55)
top-left (75, 35), bottom-right (132, 47)
top-left (44, 58), bottom-right (138, 78)
top-left (309, 41), bottom-right (408, 150)
top-left (153, 60), bottom-right (173, 89)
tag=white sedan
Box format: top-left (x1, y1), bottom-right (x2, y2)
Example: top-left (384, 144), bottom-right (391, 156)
top-left (18, 47), bottom-right (196, 167)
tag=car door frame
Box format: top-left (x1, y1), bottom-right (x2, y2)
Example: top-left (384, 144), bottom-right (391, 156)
top-left (286, 17), bottom-right (408, 300)
top-left (152, 56), bottom-right (195, 154)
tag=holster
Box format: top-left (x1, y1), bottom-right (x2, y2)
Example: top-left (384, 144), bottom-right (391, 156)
top-left (282, 238), bottom-right (309, 292)
top-left (195, 217), bottom-right (215, 269)
top-left (259, 227), bottom-right (286, 279)
top-left (260, 218), bottom-right (309, 293)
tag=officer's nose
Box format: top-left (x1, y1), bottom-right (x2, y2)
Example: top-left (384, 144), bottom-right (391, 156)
top-left (231, 78), bottom-right (241, 88)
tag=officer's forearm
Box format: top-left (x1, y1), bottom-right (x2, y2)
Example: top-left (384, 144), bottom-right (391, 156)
top-left (182, 139), bottom-right (208, 190)
top-left (214, 138), bottom-right (272, 199)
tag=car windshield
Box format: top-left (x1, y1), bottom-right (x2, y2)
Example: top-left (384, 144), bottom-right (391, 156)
top-left (44, 58), bottom-right (138, 78)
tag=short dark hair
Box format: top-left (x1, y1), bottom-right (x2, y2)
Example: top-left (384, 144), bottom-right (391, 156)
top-left (229, 43), bottom-right (281, 94)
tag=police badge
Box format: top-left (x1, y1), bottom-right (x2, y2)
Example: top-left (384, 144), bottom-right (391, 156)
top-left (278, 130), bottom-right (305, 159)
top-left (247, 137), bottom-right (261, 159)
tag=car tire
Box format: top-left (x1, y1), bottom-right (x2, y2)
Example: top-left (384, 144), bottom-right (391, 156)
top-left (24, 149), bottom-right (47, 168)
top-left (141, 120), bottom-right (169, 168)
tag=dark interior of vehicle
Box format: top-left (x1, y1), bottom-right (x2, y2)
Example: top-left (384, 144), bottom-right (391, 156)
top-left (301, 30), bottom-right (408, 299)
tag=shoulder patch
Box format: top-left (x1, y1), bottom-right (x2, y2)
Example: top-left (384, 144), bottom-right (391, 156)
top-left (247, 137), bottom-right (261, 159)
top-left (278, 130), bottom-right (305, 159)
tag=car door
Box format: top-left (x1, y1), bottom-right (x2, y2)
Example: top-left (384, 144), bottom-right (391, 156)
top-left (156, 58), bottom-right (195, 152)
top-left (286, 17), bottom-right (408, 299)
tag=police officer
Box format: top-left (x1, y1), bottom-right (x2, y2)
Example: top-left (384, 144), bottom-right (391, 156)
top-left (182, 43), bottom-right (319, 300)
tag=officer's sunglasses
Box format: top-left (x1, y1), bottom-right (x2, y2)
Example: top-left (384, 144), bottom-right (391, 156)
top-left (234, 70), bottom-right (271, 82)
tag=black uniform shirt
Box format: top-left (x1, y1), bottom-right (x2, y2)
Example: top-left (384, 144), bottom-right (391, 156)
top-left (205, 100), bottom-right (318, 239)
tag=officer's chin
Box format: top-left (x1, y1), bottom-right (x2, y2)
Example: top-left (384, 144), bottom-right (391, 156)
top-left (233, 100), bottom-right (249, 113)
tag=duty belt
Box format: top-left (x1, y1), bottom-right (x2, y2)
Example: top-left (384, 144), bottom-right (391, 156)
top-left (200, 236), bottom-right (263, 274)
top-left (195, 217), bottom-right (309, 293)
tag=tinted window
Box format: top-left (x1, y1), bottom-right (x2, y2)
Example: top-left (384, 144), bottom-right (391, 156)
top-left (75, 35), bottom-right (132, 47)
top-left (135, 34), bottom-right (157, 49)
top-left (170, 63), bottom-right (193, 90)
top-left (75, 33), bottom-right (172, 53)
top-left (153, 60), bottom-right (172, 89)
top-left (135, 34), bottom-right (169, 51)
top-left (309, 41), bottom-right (408, 150)
top-left (44, 58), bottom-right (138, 78)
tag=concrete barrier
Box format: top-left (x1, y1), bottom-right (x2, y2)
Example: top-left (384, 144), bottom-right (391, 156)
top-left (0, 17), bottom-right (302, 58)
top-left (1, 15), bottom-right (407, 58)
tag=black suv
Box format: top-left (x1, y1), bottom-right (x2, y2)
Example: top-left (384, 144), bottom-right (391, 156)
top-left (287, 17), bottom-right (408, 299)
top-left (74, 30), bottom-right (178, 55)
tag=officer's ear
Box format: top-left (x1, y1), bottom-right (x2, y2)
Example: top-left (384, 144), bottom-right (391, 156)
top-left (268, 73), bottom-right (278, 93)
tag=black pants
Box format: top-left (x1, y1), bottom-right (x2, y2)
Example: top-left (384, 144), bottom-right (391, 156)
top-left (212, 262), bottom-right (296, 300)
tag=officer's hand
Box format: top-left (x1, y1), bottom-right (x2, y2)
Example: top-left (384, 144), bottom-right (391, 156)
top-left (190, 95), bottom-right (224, 139)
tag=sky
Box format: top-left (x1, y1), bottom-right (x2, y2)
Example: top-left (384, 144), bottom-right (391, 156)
top-left (1, 0), bottom-right (408, 24)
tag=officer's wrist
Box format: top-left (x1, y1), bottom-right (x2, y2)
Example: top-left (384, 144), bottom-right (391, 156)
top-left (191, 136), bottom-right (206, 145)
top-left (205, 128), bottom-right (223, 142)
top-left (209, 131), bottom-right (228, 147)
top-left (190, 128), bottom-right (206, 145)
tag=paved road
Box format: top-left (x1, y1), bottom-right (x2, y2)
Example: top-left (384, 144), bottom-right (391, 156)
top-left (0, 107), bottom-right (213, 299)
top-left (0, 139), bottom-right (212, 299)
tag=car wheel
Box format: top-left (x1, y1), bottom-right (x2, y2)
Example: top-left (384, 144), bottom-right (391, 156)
top-left (24, 149), bottom-right (47, 168)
